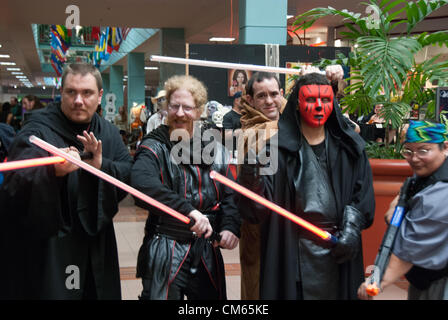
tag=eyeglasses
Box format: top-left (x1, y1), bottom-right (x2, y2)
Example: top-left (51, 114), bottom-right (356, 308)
top-left (168, 103), bottom-right (197, 113)
top-left (400, 148), bottom-right (432, 159)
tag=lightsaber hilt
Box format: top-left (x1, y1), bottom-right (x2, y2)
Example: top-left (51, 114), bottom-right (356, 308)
top-left (209, 170), bottom-right (338, 244)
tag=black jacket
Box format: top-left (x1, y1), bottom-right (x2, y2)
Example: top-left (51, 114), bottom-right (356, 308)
top-left (0, 102), bottom-right (132, 299)
top-left (131, 124), bottom-right (241, 299)
top-left (238, 93), bottom-right (375, 299)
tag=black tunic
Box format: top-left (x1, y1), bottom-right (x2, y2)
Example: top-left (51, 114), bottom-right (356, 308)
top-left (238, 93), bottom-right (375, 299)
top-left (0, 103), bottom-right (132, 299)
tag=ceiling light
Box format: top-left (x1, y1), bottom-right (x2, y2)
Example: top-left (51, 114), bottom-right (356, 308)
top-left (209, 37), bottom-right (235, 42)
top-left (11, 72), bottom-right (23, 75)
top-left (7, 67), bottom-right (20, 71)
top-left (16, 75), bottom-right (27, 79)
top-left (287, 15), bottom-right (294, 19)
top-left (0, 62), bottom-right (16, 65)
top-left (0, 54), bottom-right (10, 58)
top-left (145, 67), bottom-right (158, 70)
top-left (43, 86), bottom-right (46, 90)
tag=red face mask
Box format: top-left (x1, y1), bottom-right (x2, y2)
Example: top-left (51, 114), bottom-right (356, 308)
top-left (298, 84), bottom-right (334, 128)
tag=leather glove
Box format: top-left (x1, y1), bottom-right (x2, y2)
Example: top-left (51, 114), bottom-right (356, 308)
top-left (331, 205), bottom-right (366, 264)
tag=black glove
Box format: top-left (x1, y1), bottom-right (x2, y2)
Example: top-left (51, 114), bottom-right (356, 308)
top-left (331, 205), bottom-right (366, 264)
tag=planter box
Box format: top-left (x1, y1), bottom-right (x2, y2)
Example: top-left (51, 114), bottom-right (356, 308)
top-left (362, 159), bottom-right (413, 269)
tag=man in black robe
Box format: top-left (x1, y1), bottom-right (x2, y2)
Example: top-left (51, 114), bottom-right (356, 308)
top-left (237, 73), bottom-right (375, 299)
top-left (0, 63), bottom-right (132, 299)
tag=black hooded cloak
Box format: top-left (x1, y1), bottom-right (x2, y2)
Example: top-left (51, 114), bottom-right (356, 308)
top-left (238, 84), bottom-right (375, 300)
top-left (0, 102), bottom-right (132, 299)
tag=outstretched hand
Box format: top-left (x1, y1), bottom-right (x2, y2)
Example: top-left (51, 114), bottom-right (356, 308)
top-left (77, 130), bottom-right (102, 169)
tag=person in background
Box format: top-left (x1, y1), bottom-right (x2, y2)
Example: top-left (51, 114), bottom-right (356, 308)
top-left (236, 72), bottom-right (286, 300)
top-left (358, 120), bottom-right (448, 300)
top-left (146, 90), bottom-right (167, 134)
top-left (114, 106), bottom-right (128, 132)
top-left (22, 95), bottom-right (45, 112)
top-left (22, 95), bottom-right (45, 123)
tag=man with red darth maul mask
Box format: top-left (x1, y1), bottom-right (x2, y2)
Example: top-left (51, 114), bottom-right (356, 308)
top-left (237, 72), bottom-right (375, 299)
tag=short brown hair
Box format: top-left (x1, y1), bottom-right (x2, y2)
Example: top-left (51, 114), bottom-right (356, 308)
top-left (61, 63), bottom-right (103, 91)
top-left (164, 75), bottom-right (208, 114)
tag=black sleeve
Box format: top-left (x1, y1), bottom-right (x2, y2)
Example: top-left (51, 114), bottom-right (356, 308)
top-left (349, 150), bottom-right (376, 229)
top-left (130, 142), bottom-right (195, 216)
top-left (0, 129), bottom-right (67, 238)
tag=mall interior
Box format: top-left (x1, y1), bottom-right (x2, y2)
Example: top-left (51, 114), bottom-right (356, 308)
top-left (1, 0), bottom-right (448, 301)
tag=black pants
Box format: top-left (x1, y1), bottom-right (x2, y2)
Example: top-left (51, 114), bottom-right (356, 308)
top-left (139, 249), bottom-right (221, 300)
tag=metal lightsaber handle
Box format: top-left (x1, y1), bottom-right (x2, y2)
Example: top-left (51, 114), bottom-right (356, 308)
top-left (209, 170), bottom-right (338, 244)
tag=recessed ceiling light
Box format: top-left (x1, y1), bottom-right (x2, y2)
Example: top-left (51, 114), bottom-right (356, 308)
top-left (209, 37), bottom-right (235, 42)
top-left (0, 62), bottom-right (16, 65)
top-left (145, 67), bottom-right (159, 70)
top-left (7, 67), bottom-right (20, 71)
top-left (11, 72), bottom-right (23, 75)
top-left (0, 54), bottom-right (10, 58)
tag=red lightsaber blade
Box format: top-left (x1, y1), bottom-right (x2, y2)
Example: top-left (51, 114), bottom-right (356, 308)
top-left (0, 156), bottom-right (66, 172)
top-left (29, 135), bottom-right (191, 225)
top-left (209, 170), bottom-right (338, 244)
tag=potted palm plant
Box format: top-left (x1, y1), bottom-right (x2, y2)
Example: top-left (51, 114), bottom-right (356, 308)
top-left (294, 0), bottom-right (448, 155)
top-left (293, 0), bottom-right (448, 268)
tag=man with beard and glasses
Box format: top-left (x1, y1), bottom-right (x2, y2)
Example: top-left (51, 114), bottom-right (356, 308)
top-left (131, 75), bottom-right (240, 300)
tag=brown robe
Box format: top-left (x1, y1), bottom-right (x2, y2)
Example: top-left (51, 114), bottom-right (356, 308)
top-left (238, 97), bottom-right (286, 300)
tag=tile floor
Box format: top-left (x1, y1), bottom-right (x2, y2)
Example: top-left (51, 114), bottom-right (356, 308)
top-left (114, 195), bottom-right (407, 300)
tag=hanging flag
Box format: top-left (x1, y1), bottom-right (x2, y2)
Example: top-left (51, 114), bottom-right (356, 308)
top-left (92, 26), bottom-right (101, 41)
top-left (106, 27), bottom-right (114, 54)
top-left (111, 27), bottom-right (123, 52)
top-left (121, 27), bottom-right (131, 40)
top-left (50, 25), bottom-right (70, 52)
top-left (50, 53), bottom-right (63, 76)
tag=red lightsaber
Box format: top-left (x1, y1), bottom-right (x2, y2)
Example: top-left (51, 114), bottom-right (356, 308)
top-left (209, 170), bottom-right (338, 244)
top-left (29, 135), bottom-right (191, 225)
top-left (0, 156), bottom-right (66, 172)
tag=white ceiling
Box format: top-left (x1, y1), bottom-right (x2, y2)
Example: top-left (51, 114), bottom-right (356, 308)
top-left (1, 0), bottom-right (448, 90)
